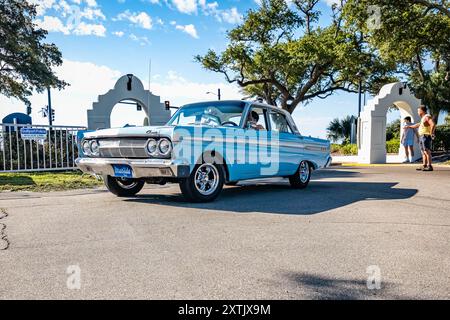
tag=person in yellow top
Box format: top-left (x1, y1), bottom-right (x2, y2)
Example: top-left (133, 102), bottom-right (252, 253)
top-left (406, 106), bottom-right (436, 171)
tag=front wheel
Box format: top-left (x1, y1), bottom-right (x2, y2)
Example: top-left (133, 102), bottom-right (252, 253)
top-left (179, 163), bottom-right (225, 202)
top-left (289, 161), bottom-right (311, 189)
top-left (104, 176), bottom-right (145, 197)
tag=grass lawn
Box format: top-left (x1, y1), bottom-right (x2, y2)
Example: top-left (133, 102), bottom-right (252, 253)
top-left (0, 171), bottom-right (103, 192)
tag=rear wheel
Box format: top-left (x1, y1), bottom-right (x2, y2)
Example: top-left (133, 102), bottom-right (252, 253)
top-left (289, 161), bottom-right (311, 189)
top-left (104, 176), bottom-right (145, 197)
top-left (179, 163), bottom-right (225, 202)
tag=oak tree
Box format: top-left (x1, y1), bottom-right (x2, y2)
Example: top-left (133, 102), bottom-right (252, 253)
top-left (0, 0), bottom-right (67, 106)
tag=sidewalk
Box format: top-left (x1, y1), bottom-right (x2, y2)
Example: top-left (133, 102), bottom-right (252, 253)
top-left (332, 155), bottom-right (449, 167)
top-left (332, 155), bottom-right (405, 164)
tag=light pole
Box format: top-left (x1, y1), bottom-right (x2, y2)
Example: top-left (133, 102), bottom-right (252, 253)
top-left (353, 71), bottom-right (365, 145)
top-left (47, 87), bottom-right (53, 126)
top-left (356, 71), bottom-right (364, 117)
top-left (206, 88), bottom-right (221, 101)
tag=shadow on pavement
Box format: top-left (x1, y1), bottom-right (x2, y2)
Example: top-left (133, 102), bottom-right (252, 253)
top-left (125, 178), bottom-right (418, 216)
top-left (285, 272), bottom-right (408, 300)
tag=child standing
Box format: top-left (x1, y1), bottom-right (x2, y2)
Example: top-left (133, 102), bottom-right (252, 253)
top-left (401, 117), bottom-right (419, 163)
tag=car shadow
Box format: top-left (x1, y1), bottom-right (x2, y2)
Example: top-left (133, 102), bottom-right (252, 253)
top-left (124, 169), bottom-right (418, 216)
top-left (284, 272), bottom-right (410, 299)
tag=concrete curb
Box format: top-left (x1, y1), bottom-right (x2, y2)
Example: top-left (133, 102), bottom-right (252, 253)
top-left (334, 163), bottom-right (450, 168)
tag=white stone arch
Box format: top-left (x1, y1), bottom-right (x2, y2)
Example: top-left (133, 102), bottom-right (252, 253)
top-left (358, 82), bottom-right (422, 164)
top-left (87, 74), bottom-right (171, 130)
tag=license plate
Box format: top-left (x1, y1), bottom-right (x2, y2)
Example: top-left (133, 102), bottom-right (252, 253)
top-left (112, 164), bottom-right (133, 178)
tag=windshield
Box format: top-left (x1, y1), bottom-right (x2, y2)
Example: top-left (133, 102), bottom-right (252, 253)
top-left (168, 102), bottom-right (246, 127)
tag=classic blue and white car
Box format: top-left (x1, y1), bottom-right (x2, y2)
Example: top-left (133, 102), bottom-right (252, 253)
top-left (76, 100), bottom-right (332, 202)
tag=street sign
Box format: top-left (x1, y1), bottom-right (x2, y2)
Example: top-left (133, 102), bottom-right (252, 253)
top-left (20, 128), bottom-right (47, 140)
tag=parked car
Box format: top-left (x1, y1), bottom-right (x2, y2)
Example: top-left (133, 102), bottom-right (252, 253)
top-left (76, 100), bottom-right (332, 202)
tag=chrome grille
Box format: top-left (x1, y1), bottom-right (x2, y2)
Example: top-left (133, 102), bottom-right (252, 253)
top-left (98, 138), bottom-right (149, 158)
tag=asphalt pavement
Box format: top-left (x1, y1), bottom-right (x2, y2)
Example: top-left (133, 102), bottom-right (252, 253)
top-left (0, 165), bottom-right (449, 299)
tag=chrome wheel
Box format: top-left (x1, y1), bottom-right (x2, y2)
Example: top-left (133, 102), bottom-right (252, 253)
top-left (299, 161), bottom-right (310, 183)
top-left (194, 163), bottom-right (219, 196)
top-left (116, 178), bottom-right (139, 190)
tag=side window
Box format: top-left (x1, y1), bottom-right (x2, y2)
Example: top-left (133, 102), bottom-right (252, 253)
top-left (245, 107), bottom-right (268, 131)
top-left (268, 111), bottom-right (293, 133)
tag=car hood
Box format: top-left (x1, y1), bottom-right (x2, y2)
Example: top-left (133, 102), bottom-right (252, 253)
top-left (83, 126), bottom-right (175, 139)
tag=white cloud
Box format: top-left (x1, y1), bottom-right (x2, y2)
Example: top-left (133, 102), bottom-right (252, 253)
top-left (0, 61), bottom-right (243, 128)
top-left (149, 71), bottom-right (243, 107)
top-left (199, 1), bottom-right (242, 24)
top-left (80, 7), bottom-right (106, 20)
top-left (112, 31), bottom-right (125, 37)
top-left (33, 0), bottom-right (107, 37)
top-left (323, 0), bottom-right (340, 6)
top-left (35, 16), bottom-right (71, 35)
top-left (29, 0), bottom-right (56, 16)
top-left (170, 0), bottom-right (198, 14)
top-left (73, 22), bottom-right (106, 36)
top-left (129, 33), bottom-right (151, 46)
top-left (115, 10), bottom-right (153, 30)
top-left (219, 7), bottom-right (242, 24)
top-left (0, 59), bottom-right (122, 127)
top-left (72, 0), bottom-right (98, 7)
top-left (175, 24), bottom-right (199, 38)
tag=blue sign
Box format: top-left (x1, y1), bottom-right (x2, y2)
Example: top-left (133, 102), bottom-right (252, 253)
top-left (20, 128), bottom-right (47, 140)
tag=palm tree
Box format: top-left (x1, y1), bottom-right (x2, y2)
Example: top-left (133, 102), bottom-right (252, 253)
top-left (327, 116), bottom-right (353, 143)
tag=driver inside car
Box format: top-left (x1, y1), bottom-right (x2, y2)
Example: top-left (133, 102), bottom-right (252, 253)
top-left (246, 111), bottom-right (265, 131)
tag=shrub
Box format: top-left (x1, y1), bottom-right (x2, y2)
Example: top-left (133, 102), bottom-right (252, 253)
top-left (386, 119), bottom-right (401, 141)
top-left (386, 138), bottom-right (400, 154)
top-left (341, 143), bottom-right (358, 155)
top-left (331, 144), bottom-right (342, 154)
top-left (433, 125), bottom-right (450, 152)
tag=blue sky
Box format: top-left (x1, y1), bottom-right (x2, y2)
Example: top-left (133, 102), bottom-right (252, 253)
top-left (1, 0), bottom-right (401, 138)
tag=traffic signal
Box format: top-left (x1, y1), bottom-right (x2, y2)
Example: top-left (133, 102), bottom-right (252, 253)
top-left (51, 109), bottom-right (55, 122)
top-left (41, 107), bottom-right (48, 118)
top-left (165, 101), bottom-right (170, 111)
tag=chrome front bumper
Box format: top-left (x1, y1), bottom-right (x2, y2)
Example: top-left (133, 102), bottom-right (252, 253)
top-left (75, 158), bottom-right (191, 179)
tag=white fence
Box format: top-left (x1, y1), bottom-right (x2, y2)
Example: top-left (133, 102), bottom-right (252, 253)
top-left (0, 123), bottom-right (86, 173)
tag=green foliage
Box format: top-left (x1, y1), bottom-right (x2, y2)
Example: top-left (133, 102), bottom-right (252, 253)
top-left (434, 125), bottom-right (450, 151)
top-left (386, 119), bottom-right (401, 141)
top-left (386, 138), bottom-right (400, 154)
top-left (445, 114), bottom-right (450, 125)
top-left (0, 0), bottom-right (68, 105)
top-left (343, 0), bottom-right (450, 121)
top-left (327, 115), bottom-right (354, 143)
top-left (195, 0), bottom-right (396, 113)
top-left (331, 143), bottom-right (358, 155)
top-left (0, 171), bottom-right (101, 192)
top-left (341, 143), bottom-right (358, 155)
top-left (331, 143), bottom-right (342, 154)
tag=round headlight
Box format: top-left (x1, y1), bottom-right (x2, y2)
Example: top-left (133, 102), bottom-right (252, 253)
top-left (158, 138), bottom-right (172, 155)
top-left (146, 139), bottom-right (158, 155)
top-left (82, 140), bottom-right (91, 155)
top-left (90, 140), bottom-right (99, 156)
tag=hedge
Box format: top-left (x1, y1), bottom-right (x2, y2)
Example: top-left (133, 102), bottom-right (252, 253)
top-left (386, 139), bottom-right (400, 154)
top-left (434, 125), bottom-right (450, 152)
